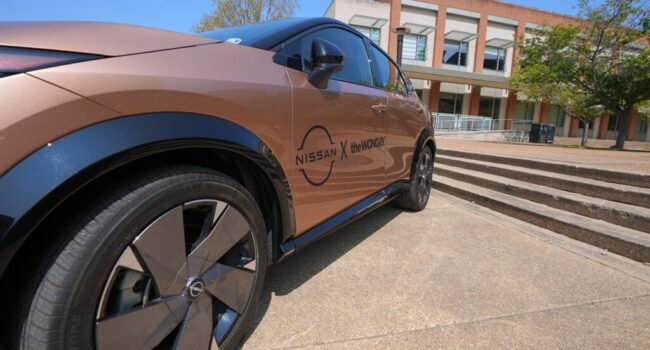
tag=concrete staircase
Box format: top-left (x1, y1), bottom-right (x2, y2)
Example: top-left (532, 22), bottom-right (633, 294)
top-left (433, 149), bottom-right (650, 263)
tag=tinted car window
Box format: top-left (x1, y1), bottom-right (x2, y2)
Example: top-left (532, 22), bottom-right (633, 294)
top-left (280, 27), bottom-right (373, 86)
top-left (368, 45), bottom-right (407, 95)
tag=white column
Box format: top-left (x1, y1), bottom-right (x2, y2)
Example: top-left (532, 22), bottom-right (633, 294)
top-left (533, 103), bottom-right (541, 123)
top-left (498, 97), bottom-right (507, 129)
top-left (461, 93), bottom-right (471, 115)
top-left (563, 116), bottom-right (571, 137)
top-left (592, 117), bottom-right (600, 138)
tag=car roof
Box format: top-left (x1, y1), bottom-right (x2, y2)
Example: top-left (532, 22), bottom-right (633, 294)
top-left (200, 17), bottom-right (353, 50)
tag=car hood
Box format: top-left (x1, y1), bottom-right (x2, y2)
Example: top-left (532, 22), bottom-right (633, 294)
top-left (0, 21), bottom-right (218, 56)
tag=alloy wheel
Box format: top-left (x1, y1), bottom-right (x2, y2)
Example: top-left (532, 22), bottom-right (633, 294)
top-left (94, 199), bottom-right (258, 349)
top-left (417, 150), bottom-right (433, 204)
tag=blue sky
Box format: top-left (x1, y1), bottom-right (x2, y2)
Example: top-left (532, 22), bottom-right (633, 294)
top-left (2, 0), bottom-right (578, 34)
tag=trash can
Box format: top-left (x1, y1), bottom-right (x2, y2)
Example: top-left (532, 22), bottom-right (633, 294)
top-left (530, 123), bottom-right (556, 143)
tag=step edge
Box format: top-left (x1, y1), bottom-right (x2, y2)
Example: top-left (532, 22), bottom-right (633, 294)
top-left (433, 174), bottom-right (650, 247)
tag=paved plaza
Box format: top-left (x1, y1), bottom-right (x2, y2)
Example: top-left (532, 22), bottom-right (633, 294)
top-left (243, 191), bottom-right (650, 349)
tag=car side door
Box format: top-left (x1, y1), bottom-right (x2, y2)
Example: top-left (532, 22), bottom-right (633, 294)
top-left (276, 26), bottom-right (387, 234)
top-left (367, 44), bottom-right (427, 184)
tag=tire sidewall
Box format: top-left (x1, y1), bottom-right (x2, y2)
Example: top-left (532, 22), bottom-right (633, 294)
top-left (25, 168), bottom-right (266, 350)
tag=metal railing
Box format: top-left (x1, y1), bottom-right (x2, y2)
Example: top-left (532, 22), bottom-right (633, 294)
top-left (432, 113), bottom-right (535, 132)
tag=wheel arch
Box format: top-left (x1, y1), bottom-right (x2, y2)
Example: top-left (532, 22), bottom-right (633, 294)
top-left (0, 113), bottom-right (295, 286)
top-left (409, 127), bottom-right (436, 181)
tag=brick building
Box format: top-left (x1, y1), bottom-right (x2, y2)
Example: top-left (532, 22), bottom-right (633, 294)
top-left (325, 0), bottom-right (649, 141)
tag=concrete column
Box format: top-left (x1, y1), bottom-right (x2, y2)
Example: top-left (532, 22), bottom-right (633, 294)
top-left (598, 114), bottom-right (609, 139)
top-left (499, 97), bottom-right (508, 129)
top-left (473, 14), bottom-right (488, 73)
top-left (626, 109), bottom-right (638, 141)
top-left (469, 86), bottom-right (481, 116)
top-left (387, 0), bottom-right (402, 60)
top-left (539, 103), bottom-right (550, 123)
top-left (592, 117), bottom-right (600, 139)
top-left (461, 93), bottom-right (471, 115)
top-left (432, 4), bottom-right (447, 68)
top-left (428, 81), bottom-right (441, 112)
top-left (569, 118), bottom-right (579, 137)
top-left (533, 102), bottom-right (541, 123)
top-left (562, 115), bottom-right (571, 137)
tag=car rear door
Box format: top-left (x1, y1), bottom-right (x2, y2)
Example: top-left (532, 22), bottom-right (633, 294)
top-left (367, 44), bottom-right (426, 184)
top-left (278, 26), bottom-right (387, 234)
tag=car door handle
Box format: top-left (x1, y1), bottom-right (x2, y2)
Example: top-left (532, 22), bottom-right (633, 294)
top-left (370, 103), bottom-right (387, 115)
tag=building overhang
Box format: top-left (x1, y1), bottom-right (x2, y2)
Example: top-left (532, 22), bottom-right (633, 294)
top-left (485, 38), bottom-right (513, 48)
top-left (401, 64), bottom-right (512, 90)
top-left (445, 30), bottom-right (478, 42)
top-left (349, 15), bottom-right (388, 28)
top-left (402, 22), bottom-right (435, 35)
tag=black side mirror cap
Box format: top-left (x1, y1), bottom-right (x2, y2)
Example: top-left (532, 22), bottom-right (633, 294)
top-left (308, 38), bottom-right (344, 89)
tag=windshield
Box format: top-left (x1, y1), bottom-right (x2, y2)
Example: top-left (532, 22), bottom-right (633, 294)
top-left (201, 18), bottom-right (306, 47)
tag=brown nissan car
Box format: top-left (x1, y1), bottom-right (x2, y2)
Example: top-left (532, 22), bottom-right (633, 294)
top-left (0, 18), bottom-right (435, 349)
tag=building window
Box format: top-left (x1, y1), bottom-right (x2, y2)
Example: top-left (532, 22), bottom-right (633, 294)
top-left (402, 34), bottom-right (427, 61)
top-left (548, 105), bottom-right (566, 126)
top-left (352, 25), bottom-right (381, 45)
top-left (442, 39), bottom-right (468, 66)
top-left (484, 46), bottom-right (507, 72)
top-left (515, 101), bottom-right (535, 121)
top-left (438, 92), bottom-right (463, 114)
top-left (479, 97), bottom-right (501, 118)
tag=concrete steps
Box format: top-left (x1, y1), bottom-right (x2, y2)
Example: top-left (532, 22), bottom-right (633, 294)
top-left (438, 149), bottom-right (650, 188)
top-left (433, 151), bottom-right (650, 263)
top-left (437, 155), bottom-right (650, 209)
top-left (435, 163), bottom-right (650, 234)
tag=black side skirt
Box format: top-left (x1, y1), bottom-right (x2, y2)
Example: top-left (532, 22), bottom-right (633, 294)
top-left (278, 181), bottom-right (410, 260)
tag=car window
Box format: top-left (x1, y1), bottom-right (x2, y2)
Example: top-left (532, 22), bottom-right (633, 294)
top-left (368, 45), bottom-right (407, 95)
top-left (280, 27), bottom-right (373, 87)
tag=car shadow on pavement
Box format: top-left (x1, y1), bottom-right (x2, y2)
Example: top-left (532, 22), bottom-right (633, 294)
top-left (242, 205), bottom-right (403, 343)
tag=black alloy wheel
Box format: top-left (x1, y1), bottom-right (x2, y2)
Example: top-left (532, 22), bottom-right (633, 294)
top-left (415, 148), bottom-right (433, 206)
top-left (393, 146), bottom-right (434, 211)
top-left (17, 166), bottom-right (266, 350)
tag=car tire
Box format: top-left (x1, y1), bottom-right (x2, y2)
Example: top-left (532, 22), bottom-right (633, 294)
top-left (18, 165), bottom-right (267, 350)
top-left (393, 146), bottom-right (433, 211)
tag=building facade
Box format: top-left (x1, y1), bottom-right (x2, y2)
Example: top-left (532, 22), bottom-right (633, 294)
top-left (324, 0), bottom-right (650, 142)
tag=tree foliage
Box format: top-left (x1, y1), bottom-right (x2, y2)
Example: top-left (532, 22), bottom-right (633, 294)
top-left (193, 0), bottom-right (298, 32)
top-left (511, 0), bottom-right (650, 149)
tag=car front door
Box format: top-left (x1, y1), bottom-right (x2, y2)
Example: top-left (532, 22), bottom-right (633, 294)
top-left (277, 26), bottom-right (387, 234)
top-left (367, 44), bottom-right (427, 184)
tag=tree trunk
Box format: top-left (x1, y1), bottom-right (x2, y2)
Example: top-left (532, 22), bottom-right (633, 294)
top-left (615, 109), bottom-right (630, 150)
top-left (581, 121), bottom-right (590, 147)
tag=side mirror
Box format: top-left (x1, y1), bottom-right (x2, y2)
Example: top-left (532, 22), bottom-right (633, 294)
top-left (308, 38), bottom-right (344, 89)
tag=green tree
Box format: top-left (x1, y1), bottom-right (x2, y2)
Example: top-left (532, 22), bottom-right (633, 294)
top-left (511, 0), bottom-right (650, 149)
top-left (193, 0), bottom-right (299, 32)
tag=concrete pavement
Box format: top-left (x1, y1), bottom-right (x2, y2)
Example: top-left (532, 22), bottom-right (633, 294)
top-left (242, 190), bottom-right (650, 349)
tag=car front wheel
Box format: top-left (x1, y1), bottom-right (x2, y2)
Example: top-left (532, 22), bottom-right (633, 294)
top-left (18, 165), bottom-right (266, 350)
